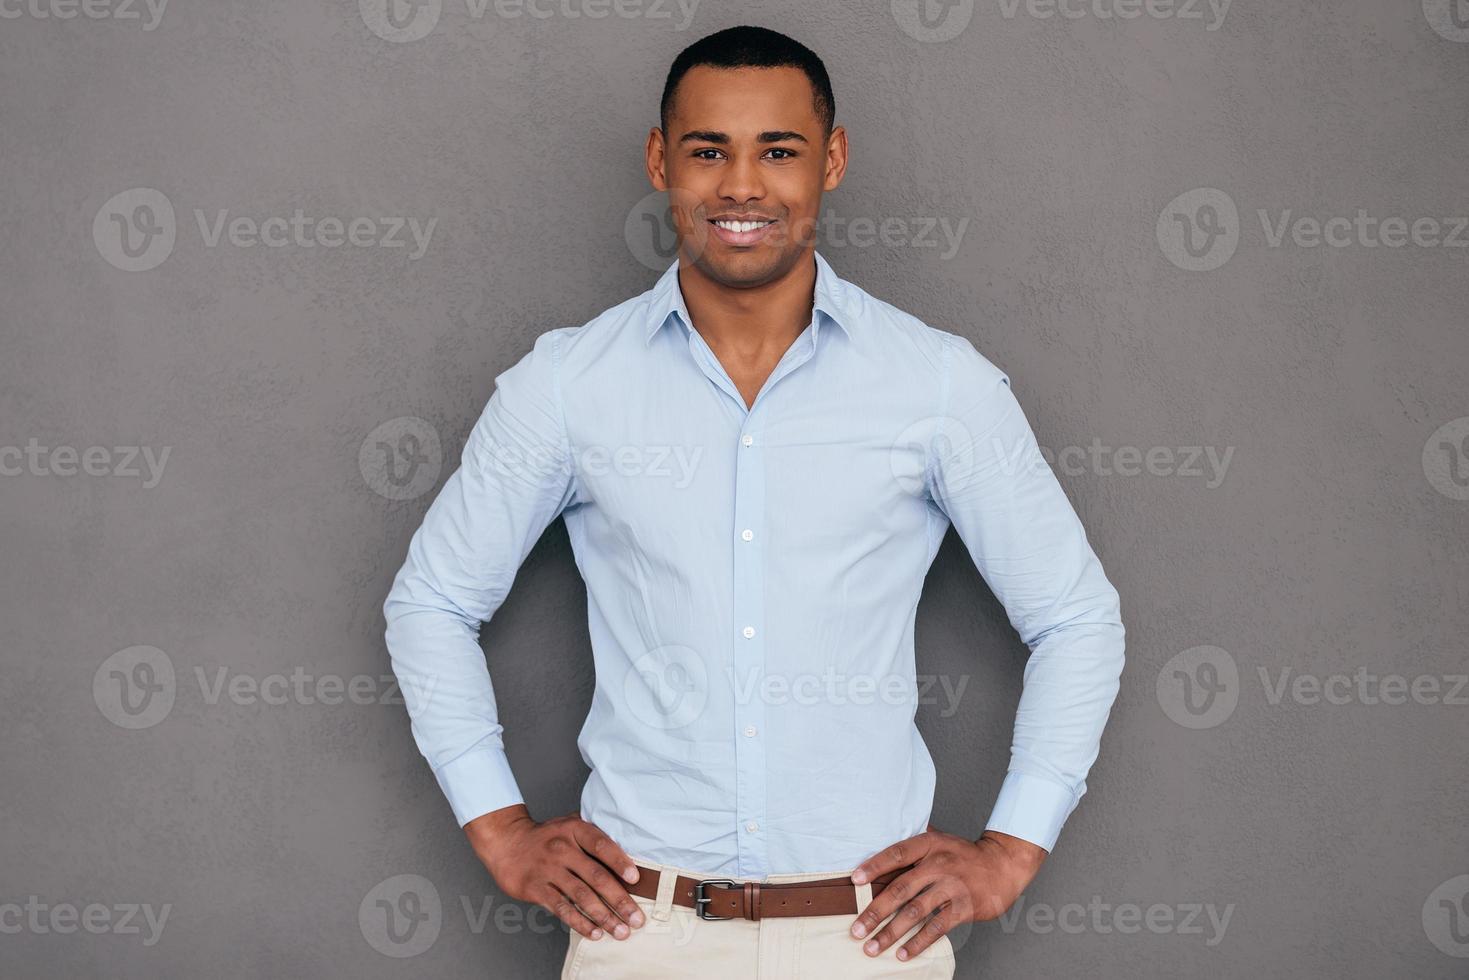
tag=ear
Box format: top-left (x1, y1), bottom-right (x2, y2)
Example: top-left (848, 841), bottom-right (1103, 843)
top-left (823, 125), bottom-right (849, 192)
top-left (646, 127), bottom-right (669, 191)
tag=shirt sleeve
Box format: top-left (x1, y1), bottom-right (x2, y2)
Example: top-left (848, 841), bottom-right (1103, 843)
top-left (382, 327), bottom-right (577, 827)
top-left (925, 332), bottom-right (1126, 853)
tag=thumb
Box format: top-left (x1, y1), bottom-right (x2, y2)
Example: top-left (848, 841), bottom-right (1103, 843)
top-left (574, 820), bottom-right (642, 885)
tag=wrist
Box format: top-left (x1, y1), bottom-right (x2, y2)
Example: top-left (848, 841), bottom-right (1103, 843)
top-left (465, 803), bottom-right (533, 854)
top-left (979, 828), bottom-right (1048, 873)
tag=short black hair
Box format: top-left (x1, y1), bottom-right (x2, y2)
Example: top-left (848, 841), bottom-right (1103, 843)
top-left (660, 25), bottom-right (835, 138)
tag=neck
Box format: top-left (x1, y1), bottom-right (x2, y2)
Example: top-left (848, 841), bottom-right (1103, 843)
top-left (676, 249), bottom-right (818, 356)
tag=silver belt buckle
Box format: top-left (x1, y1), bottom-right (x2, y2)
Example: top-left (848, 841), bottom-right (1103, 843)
top-left (693, 878), bottom-right (738, 920)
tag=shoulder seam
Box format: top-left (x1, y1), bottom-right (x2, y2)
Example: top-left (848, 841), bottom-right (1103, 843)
top-left (926, 332), bottom-right (958, 501)
top-left (550, 330), bottom-right (576, 499)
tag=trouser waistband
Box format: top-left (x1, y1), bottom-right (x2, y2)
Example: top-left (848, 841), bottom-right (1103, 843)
top-left (616, 854), bottom-right (912, 923)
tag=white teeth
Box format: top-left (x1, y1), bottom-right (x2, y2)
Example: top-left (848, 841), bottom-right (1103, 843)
top-left (715, 219), bottom-right (771, 233)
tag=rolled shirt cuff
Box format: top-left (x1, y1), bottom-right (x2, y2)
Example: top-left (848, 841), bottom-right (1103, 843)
top-left (434, 744), bottom-right (526, 827)
top-left (983, 771), bottom-right (1079, 853)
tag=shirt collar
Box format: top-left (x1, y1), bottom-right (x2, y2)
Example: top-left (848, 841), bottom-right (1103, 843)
top-left (643, 249), bottom-right (856, 347)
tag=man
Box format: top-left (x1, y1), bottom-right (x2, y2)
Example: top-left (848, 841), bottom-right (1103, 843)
top-left (383, 24), bottom-right (1125, 979)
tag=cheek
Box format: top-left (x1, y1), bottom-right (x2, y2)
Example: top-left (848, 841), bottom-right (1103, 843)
top-left (773, 180), bottom-right (827, 231)
top-left (774, 210), bottom-right (822, 248)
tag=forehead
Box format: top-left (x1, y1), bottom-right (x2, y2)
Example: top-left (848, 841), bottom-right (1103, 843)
top-left (667, 65), bottom-right (822, 134)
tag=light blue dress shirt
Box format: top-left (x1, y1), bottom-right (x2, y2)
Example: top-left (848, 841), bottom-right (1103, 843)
top-left (383, 250), bottom-right (1125, 878)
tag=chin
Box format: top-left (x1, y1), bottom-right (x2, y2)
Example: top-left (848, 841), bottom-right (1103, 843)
top-left (698, 248), bottom-right (792, 287)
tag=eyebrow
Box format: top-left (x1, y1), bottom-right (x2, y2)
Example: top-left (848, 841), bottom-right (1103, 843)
top-left (678, 130), bottom-right (810, 146)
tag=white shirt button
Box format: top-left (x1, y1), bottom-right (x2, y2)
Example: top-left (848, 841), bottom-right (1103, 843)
top-left (743, 725), bottom-right (757, 737)
top-left (742, 626), bottom-right (755, 639)
top-left (745, 821), bottom-right (758, 833)
top-left (740, 529), bottom-right (753, 541)
top-left (741, 435), bottom-right (753, 447)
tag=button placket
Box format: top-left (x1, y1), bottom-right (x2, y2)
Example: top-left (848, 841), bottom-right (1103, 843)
top-left (685, 323), bottom-right (819, 880)
top-left (731, 411), bottom-right (769, 879)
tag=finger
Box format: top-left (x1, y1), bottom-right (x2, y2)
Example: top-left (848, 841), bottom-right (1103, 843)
top-left (851, 832), bottom-right (932, 885)
top-left (553, 871), bottom-right (627, 940)
top-left (543, 884), bottom-right (605, 941)
top-left (896, 903), bottom-right (959, 962)
top-left (863, 879), bottom-right (951, 957)
top-left (574, 821), bottom-right (641, 885)
top-left (850, 866), bottom-right (929, 940)
top-left (568, 850), bottom-right (646, 933)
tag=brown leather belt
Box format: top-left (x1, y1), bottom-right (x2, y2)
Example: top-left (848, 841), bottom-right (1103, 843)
top-left (622, 862), bottom-right (915, 921)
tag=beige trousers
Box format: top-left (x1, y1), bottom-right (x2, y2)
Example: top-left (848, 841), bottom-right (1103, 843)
top-left (559, 852), bottom-right (957, 979)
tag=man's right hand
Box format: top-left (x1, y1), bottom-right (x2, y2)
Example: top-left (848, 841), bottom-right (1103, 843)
top-left (465, 804), bottom-right (647, 941)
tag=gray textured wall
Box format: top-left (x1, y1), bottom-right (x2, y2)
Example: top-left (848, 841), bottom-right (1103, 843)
top-left (3, 1), bottom-right (1467, 977)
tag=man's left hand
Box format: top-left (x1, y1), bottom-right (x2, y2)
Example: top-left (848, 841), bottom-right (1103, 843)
top-left (848, 827), bottom-right (1047, 960)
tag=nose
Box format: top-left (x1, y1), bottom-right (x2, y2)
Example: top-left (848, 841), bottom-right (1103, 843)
top-left (716, 152), bottom-right (767, 208)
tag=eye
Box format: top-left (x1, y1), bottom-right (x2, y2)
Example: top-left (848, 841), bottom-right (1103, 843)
top-left (692, 148), bottom-right (724, 160)
top-left (765, 148), bottom-right (797, 160)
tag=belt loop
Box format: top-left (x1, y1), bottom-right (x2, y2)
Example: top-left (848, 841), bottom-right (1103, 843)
top-left (854, 881), bottom-right (874, 916)
top-left (651, 863), bottom-right (677, 922)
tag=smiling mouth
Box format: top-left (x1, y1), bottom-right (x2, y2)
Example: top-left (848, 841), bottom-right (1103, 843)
top-left (707, 217), bottom-right (779, 246)
top-left (710, 218), bottom-right (776, 233)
